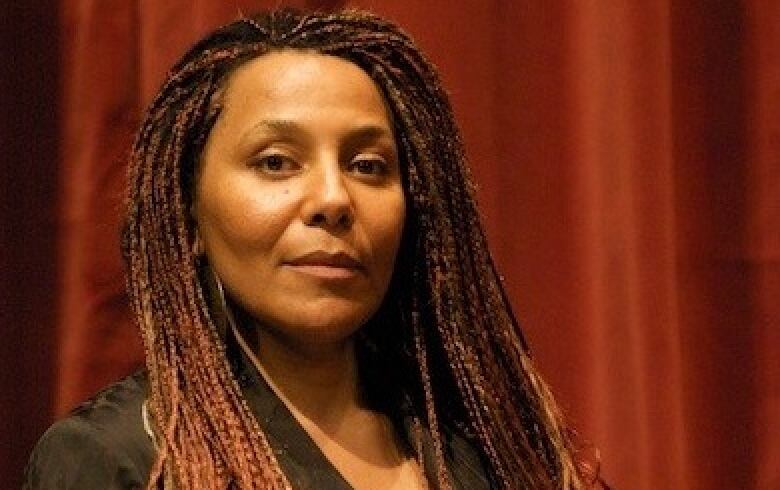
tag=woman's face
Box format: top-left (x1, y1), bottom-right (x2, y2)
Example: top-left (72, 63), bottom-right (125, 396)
top-left (193, 51), bottom-right (405, 348)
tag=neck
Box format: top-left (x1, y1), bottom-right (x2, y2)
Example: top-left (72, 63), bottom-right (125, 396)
top-left (247, 326), bottom-right (362, 425)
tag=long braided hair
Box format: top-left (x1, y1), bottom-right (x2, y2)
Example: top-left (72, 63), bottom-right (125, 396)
top-left (122, 7), bottom-right (591, 489)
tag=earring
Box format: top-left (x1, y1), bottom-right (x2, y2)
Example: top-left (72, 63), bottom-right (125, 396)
top-left (212, 269), bottom-right (239, 333)
top-left (192, 231), bottom-right (202, 256)
top-left (211, 268), bottom-right (263, 375)
top-left (192, 229), bottom-right (205, 262)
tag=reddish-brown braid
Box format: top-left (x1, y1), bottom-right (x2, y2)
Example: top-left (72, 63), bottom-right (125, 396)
top-left (122, 7), bottom-right (594, 489)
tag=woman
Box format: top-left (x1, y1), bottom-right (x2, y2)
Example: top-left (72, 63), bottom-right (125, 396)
top-left (25, 8), bottom-right (604, 489)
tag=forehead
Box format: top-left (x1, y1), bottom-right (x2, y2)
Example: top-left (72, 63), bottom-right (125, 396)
top-left (217, 50), bottom-right (392, 127)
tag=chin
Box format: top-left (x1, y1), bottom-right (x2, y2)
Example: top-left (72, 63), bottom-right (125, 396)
top-left (257, 300), bottom-right (378, 345)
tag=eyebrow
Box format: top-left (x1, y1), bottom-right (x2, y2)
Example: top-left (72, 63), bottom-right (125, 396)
top-left (245, 119), bottom-right (307, 139)
top-left (239, 119), bottom-right (396, 147)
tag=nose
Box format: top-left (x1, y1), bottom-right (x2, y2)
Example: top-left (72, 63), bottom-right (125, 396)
top-left (302, 161), bottom-right (354, 230)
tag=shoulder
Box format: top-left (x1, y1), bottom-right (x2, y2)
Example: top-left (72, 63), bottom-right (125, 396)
top-left (24, 371), bottom-right (155, 490)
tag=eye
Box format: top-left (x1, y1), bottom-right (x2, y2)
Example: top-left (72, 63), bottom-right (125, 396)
top-left (252, 153), bottom-right (300, 175)
top-left (349, 157), bottom-right (389, 176)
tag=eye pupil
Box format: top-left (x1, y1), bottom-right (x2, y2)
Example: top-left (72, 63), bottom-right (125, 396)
top-left (355, 159), bottom-right (384, 175)
top-left (265, 155), bottom-right (284, 170)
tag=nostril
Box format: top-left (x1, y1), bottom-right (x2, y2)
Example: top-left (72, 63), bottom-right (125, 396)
top-left (338, 214), bottom-right (352, 227)
top-left (311, 213), bottom-right (326, 225)
top-left (306, 210), bottom-right (353, 228)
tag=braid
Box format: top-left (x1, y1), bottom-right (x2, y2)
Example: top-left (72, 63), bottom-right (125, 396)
top-left (122, 7), bottom-right (590, 489)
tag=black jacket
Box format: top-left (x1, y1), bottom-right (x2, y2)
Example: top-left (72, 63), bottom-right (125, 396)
top-left (23, 342), bottom-right (492, 489)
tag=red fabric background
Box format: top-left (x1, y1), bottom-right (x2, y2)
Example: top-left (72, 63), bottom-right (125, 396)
top-left (2, 1), bottom-right (778, 488)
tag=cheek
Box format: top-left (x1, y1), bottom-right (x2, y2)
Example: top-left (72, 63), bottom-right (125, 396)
top-left (198, 179), bottom-right (297, 257)
top-left (362, 190), bottom-right (406, 277)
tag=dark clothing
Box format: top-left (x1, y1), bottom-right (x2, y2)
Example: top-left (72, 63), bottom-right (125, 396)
top-left (23, 347), bottom-right (492, 489)
top-left (24, 371), bottom-right (153, 489)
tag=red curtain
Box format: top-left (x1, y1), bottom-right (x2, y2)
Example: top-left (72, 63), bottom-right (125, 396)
top-left (3, 1), bottom-right (778, 488)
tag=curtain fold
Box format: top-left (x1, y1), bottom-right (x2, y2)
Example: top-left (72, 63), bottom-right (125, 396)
top-left (746, 3), bottom-right (780, 489)
top-left (56, 0), bottom-right (142, 414)
top-left (4, 1), bottom-right (776, 488)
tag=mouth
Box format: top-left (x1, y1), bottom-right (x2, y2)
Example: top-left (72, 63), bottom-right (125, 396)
top-left (283, 251), bottom-right (364, 279)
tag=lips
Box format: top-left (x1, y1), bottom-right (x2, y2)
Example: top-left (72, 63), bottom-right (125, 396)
top-left (285, 250), bottom-right (364, 270)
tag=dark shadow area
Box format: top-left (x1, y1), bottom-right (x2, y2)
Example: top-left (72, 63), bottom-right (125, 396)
top-left (0, 1), bottom-right (60, 487)
top-left (671, 1), bottom-right (756, 489)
